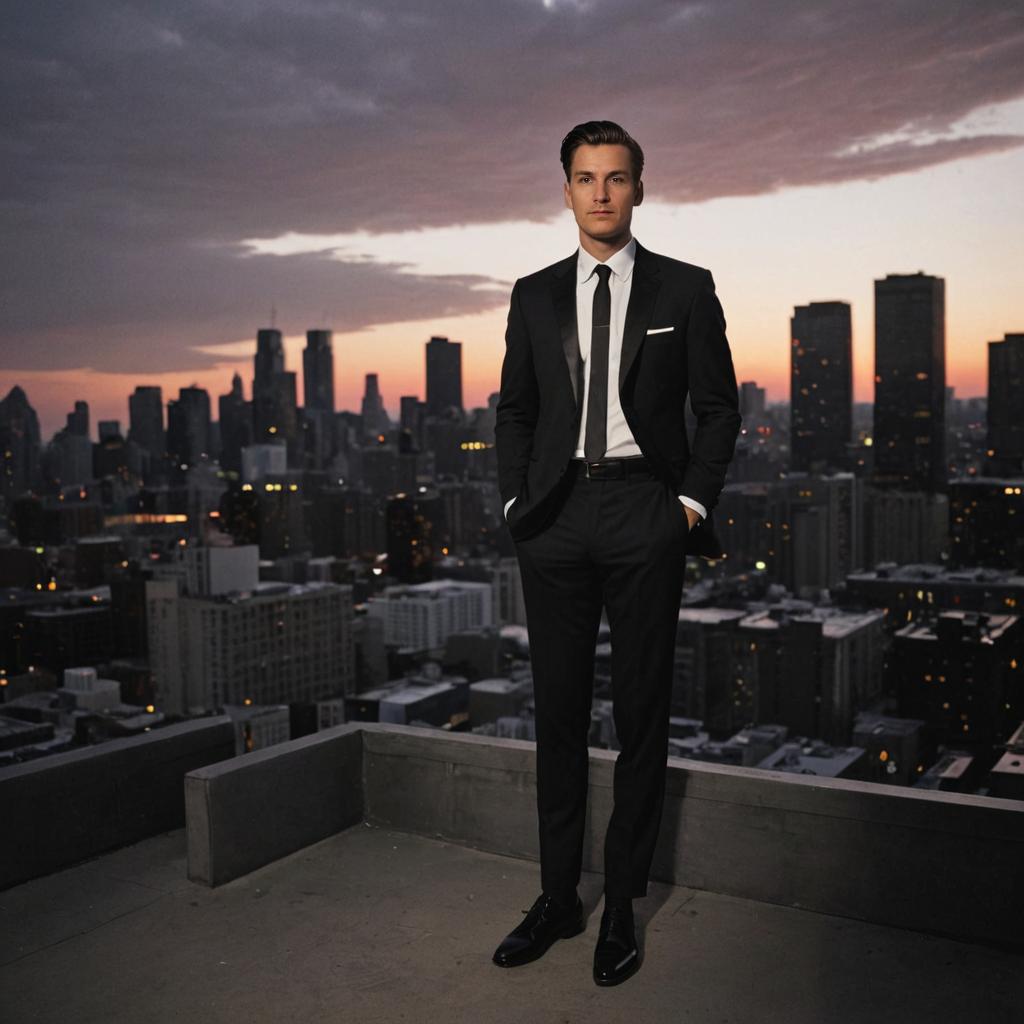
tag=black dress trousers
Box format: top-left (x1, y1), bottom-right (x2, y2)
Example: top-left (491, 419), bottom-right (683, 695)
top-left (513, 460), bottom-right (688, 899)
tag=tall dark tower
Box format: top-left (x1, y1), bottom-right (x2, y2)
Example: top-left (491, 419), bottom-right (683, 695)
top-left (166, 386), bottom-right (211, 471)
top-left (400, 395), bottom-right (425, 451)
top-left (67, 400), bottom-right (89, 439)
top-left (254, 328), bottom-right (285, 389)
top-left (218, 373), bottom-right (252, 474)
top-left (790, 301), bottom-right (852, 472)
top-left (0, 386), bottom-right (41, 501)
top-left (987, 333), bottom-right (1024, 476)
top-left (873, 272), bottom-right (946, 492)
top-left (251, 327), bottom-right (297, 454)
top-left (425, 335), bottom-right (463, 417)
top-left (128, 386), bottom-right (165, 459)
top-left (303, 329), bottom-right (335, 413)
top-left (361, 373), bottom-right (389, 438)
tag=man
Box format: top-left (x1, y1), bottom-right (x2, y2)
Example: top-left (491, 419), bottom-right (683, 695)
top-left (491, 120), bottom-right (742, 986)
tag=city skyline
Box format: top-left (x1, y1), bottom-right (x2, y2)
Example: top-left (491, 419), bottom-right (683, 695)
top-left (3, 2), bottom-right (1024, 435)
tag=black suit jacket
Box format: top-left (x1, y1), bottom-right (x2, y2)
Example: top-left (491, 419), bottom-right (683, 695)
top-left (495, 239), bottom-right (742, 560)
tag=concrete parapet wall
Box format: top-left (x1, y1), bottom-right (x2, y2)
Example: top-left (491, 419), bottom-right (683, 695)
top-left (185, 723), bottom-right (363, 886)
top-left (184, 722), bottom-right (1024, 947)
top-left (0, 716), bottom-right (236, 890)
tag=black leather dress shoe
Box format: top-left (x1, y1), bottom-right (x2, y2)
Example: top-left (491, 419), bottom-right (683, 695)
top-left (593, 904), bottom-right (640, 986)
top-left (492, 892), bottom-right (585, 968)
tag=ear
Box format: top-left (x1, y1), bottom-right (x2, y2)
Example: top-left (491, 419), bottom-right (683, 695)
top-left (634, 180), bottom-right (644, 207)
top-left (563, 180), bottom-right (572, 209)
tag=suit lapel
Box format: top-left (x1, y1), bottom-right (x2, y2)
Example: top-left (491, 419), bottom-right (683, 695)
top-left (619, 240), bottom-right (662, 392)
top-left (550, 241), bottom-right (663, 412)
top-left (551, 251), bottom-right (583, 410)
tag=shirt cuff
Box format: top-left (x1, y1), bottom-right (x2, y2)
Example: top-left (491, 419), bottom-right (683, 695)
top-left (678, 495), bottom-right (707, 521)
top-left (503, 496), bottom-right (517, 520)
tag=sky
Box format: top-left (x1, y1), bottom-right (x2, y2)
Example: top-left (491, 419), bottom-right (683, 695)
top-left (2, 0), bottom-right (1023, 438)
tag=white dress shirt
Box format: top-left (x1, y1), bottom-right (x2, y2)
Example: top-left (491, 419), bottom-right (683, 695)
top-left (504, 236), bottom-right (708, 524)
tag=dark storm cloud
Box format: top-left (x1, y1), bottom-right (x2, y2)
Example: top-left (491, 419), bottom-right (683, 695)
top-left (2, 0), bottom-right (1023, 372)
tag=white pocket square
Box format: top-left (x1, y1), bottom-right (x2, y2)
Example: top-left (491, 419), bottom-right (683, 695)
top-left (646, 326), bottom-right (675, 335)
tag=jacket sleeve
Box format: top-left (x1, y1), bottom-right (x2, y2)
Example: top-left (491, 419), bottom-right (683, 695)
top-left (494, 279), bottom-right (539, 507)
top-left (680, 269), bottom-right (742, 514)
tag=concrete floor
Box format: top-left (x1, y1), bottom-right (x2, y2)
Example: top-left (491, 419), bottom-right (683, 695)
top-left (1, 823), bottom-right (1020, 1024)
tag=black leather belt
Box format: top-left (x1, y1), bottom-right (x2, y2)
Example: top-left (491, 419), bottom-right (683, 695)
top-left (569, 456), bottom-right (658, 480)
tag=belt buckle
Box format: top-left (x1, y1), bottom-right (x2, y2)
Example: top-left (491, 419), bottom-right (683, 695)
top-left (585, 460), bottom-right (624, 479)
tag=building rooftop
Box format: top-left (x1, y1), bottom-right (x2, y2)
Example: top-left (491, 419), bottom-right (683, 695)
top-left (3, 821), bottom-right (1019, 1024)
top-left (2, 720), bottom-right (1021, 1022)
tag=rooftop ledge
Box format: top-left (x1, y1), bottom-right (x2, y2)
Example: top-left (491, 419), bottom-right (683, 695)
top-left (185, 720), bottom-right (1023, 951)
top-left (3, 721), bottom-right (1021, 1022)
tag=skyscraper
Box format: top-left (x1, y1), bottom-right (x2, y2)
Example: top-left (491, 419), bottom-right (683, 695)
top-left (873, 272), bottom-right (946, 492)
top-left (254, 327), bottom-right (284, 387)
top-left (791, 301), bottom-right (852, 472)
top-left (0, 385), bottom-right (41, 501)
top-left (425, 335), bottom-right (463, 418)
top-left (219, 373), bottom-right (252, 475)
top-left (303, 329), bottom-right (335, 413)
top-left (66, 400), bottom-right (89, 439)
top-left (987, 333), bottom-right (1024, 475)
top-left (128, 386), bottom-right (165, 459)
top-left (361, 373), bottom-right (389, 438)
top-left (400, 395), bottom-right (425, 452)
top-left (252, 328), bottom-right (297, 455)
top-left (167, 386), bottom-right (211, 471)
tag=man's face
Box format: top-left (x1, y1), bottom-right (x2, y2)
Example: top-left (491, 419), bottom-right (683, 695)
top-left (563, 143), bottom-right (643, 243)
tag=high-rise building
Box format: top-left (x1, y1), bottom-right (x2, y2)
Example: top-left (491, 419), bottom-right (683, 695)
top-left (252, 328), bottom-right (297, 456)
top-left (361, 373), bottom-right (389, 438)
top-left (767, 471), bottom-right (864, 593)
top-left (254, 327), bottom-right (284, 386)
top-left (987, 332), bottom-right (1024, 475)
top-left (863, 485), bottom-right (948, 567)
top-left (385, 490), bottom-right (440, 583)
top-left (399, 395), bottom-right (425, 451)
top-left (146, 578), bottom-right (355, 716)
top-left (218, 373), bottom-right (252, 474)
top-left (425, 335), bottom-right (463, 418)
top-left (790, 302), bottom-right (852, 472)
top-left (66, 400), bottom-right (89, 439)
top-left (167, 386), bottom-right (211, 472)
top-left (303, 329), bottom-right (335, 413)
top-left (949, 478), bottom-right (1024, 571)
top-left (0, 386), bottom-right (41, 501)
top-left (892, 611), bottom-right (1020, 749)
top-left (366, 579), bottom-right (492, 650)
top-left (873, 272), bottom-right (946, 492)
top-left (98, 420), bottom-right (121, 442)
top-left (128, 386), bottom-right (165, 459)
top-left (739, 382), bottom-right (766, 420)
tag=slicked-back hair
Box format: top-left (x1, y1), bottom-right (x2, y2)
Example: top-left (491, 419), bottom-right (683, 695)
top-left (560, 120), bottom-right (645, 183)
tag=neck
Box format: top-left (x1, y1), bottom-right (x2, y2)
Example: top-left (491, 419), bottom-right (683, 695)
top-left (579, 230), bottom-right (632, 263)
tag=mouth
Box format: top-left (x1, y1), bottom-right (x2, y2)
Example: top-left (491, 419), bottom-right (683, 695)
top-left (591, 211), bottom-right (613, 216)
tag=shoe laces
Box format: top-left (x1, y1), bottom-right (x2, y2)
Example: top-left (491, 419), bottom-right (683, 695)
top-left (601, 906), bottom-right (634, 944)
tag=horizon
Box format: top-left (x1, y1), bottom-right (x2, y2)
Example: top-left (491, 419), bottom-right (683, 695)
top-left (2, 1), bottom-right (1023, 436)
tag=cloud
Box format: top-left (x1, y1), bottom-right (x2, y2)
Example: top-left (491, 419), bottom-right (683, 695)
top-left (1, 0), bottom-right (1023, 372)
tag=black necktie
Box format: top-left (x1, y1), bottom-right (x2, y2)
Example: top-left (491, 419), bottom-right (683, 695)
top-left (585, 263), bottom-right (612, 461)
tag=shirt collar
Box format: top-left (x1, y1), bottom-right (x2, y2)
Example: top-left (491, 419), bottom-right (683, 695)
top-left (576, 235), bottom-right (637, 285)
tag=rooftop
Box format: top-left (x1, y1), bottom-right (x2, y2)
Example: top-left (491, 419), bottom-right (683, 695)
top-left (2, 821), bottom-right (1018, 1024)
top-left (2, 720), bottom-right (1021, 1022)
